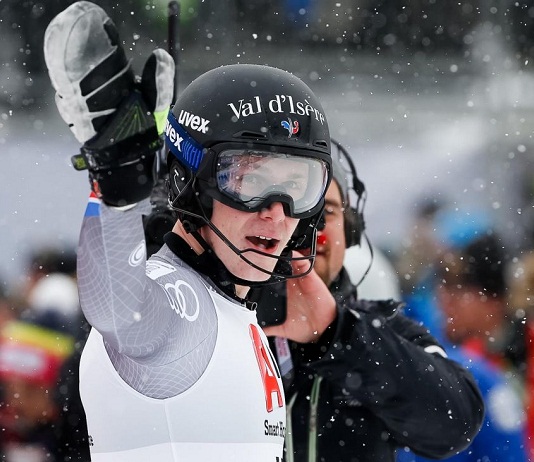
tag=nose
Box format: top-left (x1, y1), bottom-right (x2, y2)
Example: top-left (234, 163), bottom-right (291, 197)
top-left (259, 202), bottom-right (286, 222)
top-left (317, 231), bottom-right (327, 246)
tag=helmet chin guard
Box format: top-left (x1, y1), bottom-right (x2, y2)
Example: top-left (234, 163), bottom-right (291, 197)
top-left (188, 207), bottom-right (320, 287)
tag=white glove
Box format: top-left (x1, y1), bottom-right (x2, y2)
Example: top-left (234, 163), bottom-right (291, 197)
top-left (44, 1), bottom-right (174, 143)
top-left (44, 1), bottom-right (175, 206)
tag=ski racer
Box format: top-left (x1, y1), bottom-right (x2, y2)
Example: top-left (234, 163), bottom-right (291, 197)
top-left (44, 2), bottom-right (333, 461)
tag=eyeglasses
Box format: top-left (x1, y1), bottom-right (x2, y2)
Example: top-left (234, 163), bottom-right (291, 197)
top-left (215, 149), bottom-right (329, 218)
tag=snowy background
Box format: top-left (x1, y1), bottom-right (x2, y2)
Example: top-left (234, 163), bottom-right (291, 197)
top-left (2, 0), bottom-right (534, 287)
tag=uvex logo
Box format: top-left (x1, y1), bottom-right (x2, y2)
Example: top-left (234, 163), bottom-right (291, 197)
top-left (177, 110), bottom-right (210, 133)
top-left (165, 119), bottom-right (183, 151)
top-left (165, 116), bottom-right (204, 171)
top-left (228, 94), bottom-right (326, 125)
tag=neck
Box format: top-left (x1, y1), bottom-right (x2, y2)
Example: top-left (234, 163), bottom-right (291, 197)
top-left (171, 220), bottom-right (205, 255)
top-left (235, 284), bottom-right (250, 299)
top-left (171, 220), bottom-right (251, 299)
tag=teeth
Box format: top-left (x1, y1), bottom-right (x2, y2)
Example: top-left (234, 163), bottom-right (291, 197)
top-left (257, 236), bottom-right (272, 240)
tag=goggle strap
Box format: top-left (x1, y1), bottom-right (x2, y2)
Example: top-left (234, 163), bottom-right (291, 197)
top-left (165, 111), bottom-right (205, 172)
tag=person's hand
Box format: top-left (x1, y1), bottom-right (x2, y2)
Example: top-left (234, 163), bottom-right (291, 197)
top-left (263, 251), bottom-right (336, 343)
top-left (44, 1), bottom-right (175, 206)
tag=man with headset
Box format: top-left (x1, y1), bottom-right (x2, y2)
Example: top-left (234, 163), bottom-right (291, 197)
top-left (253, 140), bottom-right (485, 462)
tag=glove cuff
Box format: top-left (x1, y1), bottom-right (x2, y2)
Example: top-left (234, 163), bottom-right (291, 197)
top-left (89, 152), bottom-right (156, 207)
top-left (71, 89), bottom-right (162, 206)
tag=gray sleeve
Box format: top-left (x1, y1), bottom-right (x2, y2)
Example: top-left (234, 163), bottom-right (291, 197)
top-left (77, 197), bottom-right (218, 397)
top-left (77, 199), bottom-right (169, 354)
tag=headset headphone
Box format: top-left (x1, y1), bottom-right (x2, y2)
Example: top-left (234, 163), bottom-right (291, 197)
top-left (330, 138), bottom-right (366, 248)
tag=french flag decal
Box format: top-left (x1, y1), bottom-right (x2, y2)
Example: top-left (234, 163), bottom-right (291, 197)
top-left (84, 191), bottom-right (101, 217)
top-left (281, 118), bottom-right (300, 138)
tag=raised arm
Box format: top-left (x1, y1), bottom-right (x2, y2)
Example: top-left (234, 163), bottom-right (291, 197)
top-left (44, 1), bottom-right (176, 354)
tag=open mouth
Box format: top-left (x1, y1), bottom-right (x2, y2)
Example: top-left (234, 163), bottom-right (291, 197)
top-left (246, 235), bottom-right (279, 251)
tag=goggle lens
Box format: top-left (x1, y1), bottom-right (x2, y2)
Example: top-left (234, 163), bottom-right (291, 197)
top-left (216, 150), bottom-right (329, 216)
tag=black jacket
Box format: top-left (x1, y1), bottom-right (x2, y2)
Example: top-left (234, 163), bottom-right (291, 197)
top-left (262, 268), bottom-right (484, 462)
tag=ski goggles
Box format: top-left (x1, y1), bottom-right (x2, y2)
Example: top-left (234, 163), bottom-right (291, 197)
top-left (213, 148), bottom-right (330, 218)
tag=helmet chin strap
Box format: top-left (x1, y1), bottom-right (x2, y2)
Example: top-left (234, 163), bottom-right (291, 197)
top-left (168, 175), bottom-right (319, 286)
top-left (178, 208), bottom-right (317, 287)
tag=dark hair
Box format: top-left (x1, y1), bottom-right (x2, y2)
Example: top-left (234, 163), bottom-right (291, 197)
top-left (438, 234), bottom-right (506, 298)
top-left (29, 246), bottom-right (77, 275)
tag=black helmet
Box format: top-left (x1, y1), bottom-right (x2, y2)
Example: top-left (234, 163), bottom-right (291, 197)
top-left (164, 64), bottom-right (332, 282)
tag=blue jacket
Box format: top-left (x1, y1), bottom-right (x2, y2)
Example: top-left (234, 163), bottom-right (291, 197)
top-left (397, 343), bottom-right (527, 462)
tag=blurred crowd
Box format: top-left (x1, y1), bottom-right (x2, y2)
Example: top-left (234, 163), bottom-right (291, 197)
top-left (391, 201), bottom-right (534, 461)
top-left (0, 247), bottom-right (90, 461)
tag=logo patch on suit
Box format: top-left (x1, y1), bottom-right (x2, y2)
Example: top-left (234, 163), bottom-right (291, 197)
top-left (249, 324), bottom-right (283, 412)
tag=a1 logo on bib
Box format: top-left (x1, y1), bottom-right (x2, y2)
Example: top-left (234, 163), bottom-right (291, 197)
top-left (249, 324), bottom-right (283, 412)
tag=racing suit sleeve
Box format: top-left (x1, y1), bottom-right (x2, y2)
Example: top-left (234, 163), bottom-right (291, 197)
top-left (297, 300), bottom-right (485, 458)
top-left (76, 195), bottom-right (214, 360)
top-left (77, 197), bottom-right (171, 353)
